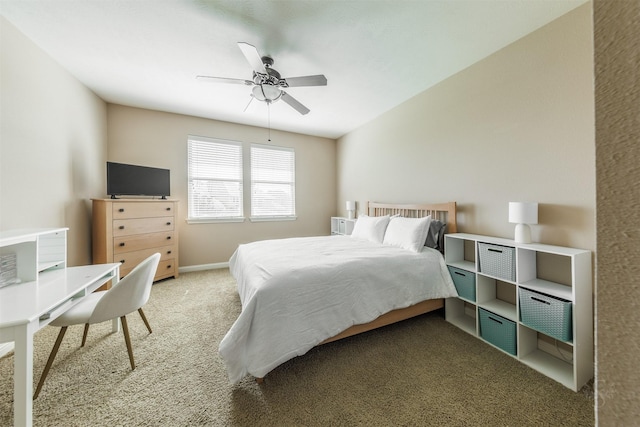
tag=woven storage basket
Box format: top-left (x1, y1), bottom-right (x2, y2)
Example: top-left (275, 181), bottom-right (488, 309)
top-left (519, 287), bottom-right (572, 341)
top-left (478, 243), bottom-right (515, 281)
top-left (447, 266), bottom-right (476, 301)
top-left (479, 308), bottom-right (517, 355)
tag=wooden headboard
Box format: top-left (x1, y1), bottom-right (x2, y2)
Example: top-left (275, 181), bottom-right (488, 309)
top-left (366, 201), bottom-right (457, 233)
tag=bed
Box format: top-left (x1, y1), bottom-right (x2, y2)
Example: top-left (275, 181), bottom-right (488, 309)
top-left (219, 201), bottom-right (458, 384)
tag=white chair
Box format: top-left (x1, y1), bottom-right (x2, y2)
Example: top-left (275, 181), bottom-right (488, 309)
top-left (34, 253), bottom-right (161, 399)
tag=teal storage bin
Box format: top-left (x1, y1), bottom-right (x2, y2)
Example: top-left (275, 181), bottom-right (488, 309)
top-left (519, 287), bottom-right (572, 342)
top-left (479, 308), bottom-right (517, 355)
top-left (448, 266), bottom-right (476, 302)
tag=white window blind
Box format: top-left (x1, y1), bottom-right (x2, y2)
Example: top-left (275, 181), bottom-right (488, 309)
top-left (250, 144), bottom-right (296, 219)
top-left (188, 136), bottom-right (243, 221)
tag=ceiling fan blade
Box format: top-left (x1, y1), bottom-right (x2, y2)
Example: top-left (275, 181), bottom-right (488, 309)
top-left (283, 74), bottom-right (327, 87)
top-left (196, 76), bottom-right (253, 85)
top-left (238, 42), bottom-right (267, 74)
top-left (281, 91), bottom-right (310, 115)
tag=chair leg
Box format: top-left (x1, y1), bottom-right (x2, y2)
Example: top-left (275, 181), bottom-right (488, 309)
top-left (121, 315), bottom-right (135, 370)
top-left (34, 326), bottom-right (68, 399)
top-left (138, 308), bottom-right (152, 334)
top-left (81, 324), bottom-right (90, 347)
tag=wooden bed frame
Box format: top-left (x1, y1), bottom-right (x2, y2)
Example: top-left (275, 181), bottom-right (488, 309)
top-left (256, 201), bottom-right (457, 383)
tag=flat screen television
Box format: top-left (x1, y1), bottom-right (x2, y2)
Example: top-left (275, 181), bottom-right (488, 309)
top-left (106, 162), bottom-right (170, 199)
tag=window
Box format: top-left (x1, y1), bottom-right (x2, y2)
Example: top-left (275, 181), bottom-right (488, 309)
top-left (250, 144), bottom-right (296, 219)
top-left (187, 136), bottom-right (243, 221)
top-left (187, 137), bottom-right (296, 222)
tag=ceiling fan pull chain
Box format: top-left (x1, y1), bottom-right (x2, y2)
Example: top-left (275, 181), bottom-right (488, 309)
top-left (268, 103), bottom-right (271, 142)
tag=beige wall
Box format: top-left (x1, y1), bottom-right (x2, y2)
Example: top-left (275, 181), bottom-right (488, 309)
top-left (337, 5), bottom-right (595, 252)
top-left (106, 104), bottom-right (336, 267)
top-left (0, 17), bottom-right (107, 266)
top-left (594, 0), bottom-right (640, 424)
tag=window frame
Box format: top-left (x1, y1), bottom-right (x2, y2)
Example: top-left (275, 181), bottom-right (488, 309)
top-left (186, 136), bottom-right (297, 224)
top-left (187, 136), bottom-right (244, 223)
top-left (249, 143), bottom-right (297, 222)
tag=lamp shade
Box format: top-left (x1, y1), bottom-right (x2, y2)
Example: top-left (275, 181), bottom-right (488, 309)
top-left (346, 201), bottom-right (356, 211)
top-left (509, 202), bottom-right (538, 225)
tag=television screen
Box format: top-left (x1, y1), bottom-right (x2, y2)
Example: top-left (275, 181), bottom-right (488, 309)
top-left (107, 162), bottom-right (170, 198)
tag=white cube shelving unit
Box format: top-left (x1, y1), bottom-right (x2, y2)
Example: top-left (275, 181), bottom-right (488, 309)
top-left (444, 233), bottom-right (593, 392)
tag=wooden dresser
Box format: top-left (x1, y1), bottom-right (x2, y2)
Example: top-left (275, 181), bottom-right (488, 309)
top-left (92, 199), bottom-right (179, 282)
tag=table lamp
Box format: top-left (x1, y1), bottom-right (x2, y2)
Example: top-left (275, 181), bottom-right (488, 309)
top-left (509, 202), bottom-right (538, 243)
top-left (346, 201), bottom-right (356, 219)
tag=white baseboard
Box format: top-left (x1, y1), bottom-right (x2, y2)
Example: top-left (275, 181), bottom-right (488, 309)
top-left (178, 262), bottom-right (229, 273)
top-left (0, 342), bottom-right (14, 358)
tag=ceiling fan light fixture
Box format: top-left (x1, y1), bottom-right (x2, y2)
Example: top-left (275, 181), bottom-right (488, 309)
top-left (252, 84), bottom-right (282, 102)
top-left (198, 42), bottom-right (324, 114)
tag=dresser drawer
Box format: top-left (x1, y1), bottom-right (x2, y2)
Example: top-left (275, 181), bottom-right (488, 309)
top-left (115, 245), bottom-right (175, 267)
top-left (116, 245), bottom-right (175, 266)
top-left (113, 216), bottom-right (174, 237)
top-left (112, 202), bottom-right (176, 219)
top-left (114, 231), bottom-right (176, 254)
top-left (154, 259), bottom-right (176, 280)
top-left (121, 258), bottom-right (176, 280)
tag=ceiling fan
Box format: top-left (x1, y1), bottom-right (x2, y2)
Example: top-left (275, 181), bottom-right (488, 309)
top-left (197, 42), bottom-right (327, 115)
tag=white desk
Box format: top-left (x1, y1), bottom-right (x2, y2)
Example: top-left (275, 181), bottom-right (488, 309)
top-left (0, 263), bottom-right (120, 427)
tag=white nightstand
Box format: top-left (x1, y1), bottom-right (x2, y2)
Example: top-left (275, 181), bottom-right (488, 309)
top-left (330, 217), bottom-right (355, 236)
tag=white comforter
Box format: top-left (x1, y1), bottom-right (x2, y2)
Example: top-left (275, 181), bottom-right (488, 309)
top-left (219, 235), bottom-right (458, 384)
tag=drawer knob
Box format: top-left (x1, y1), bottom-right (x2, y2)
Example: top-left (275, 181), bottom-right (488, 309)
top-left (119, 242), bottom-right (125, 247)
top-left (166, 207), bottom-right (171, 211)
top-left (120, 260), bottom-right (125, 264)
top-left (119, 208), bottom-right (125, 212)
top-left (167, 236), bottom-right (171, 240)
top-left (119, 226), bottom-right (125, 230)
top-left (167, 250), bottom-right (172, 254)
top-left (166, 222), bottom-right (171, 226)
top-left (167, 265), bottom-right (171, 269)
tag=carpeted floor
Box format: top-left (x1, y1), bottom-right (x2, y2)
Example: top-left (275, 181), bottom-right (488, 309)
top-left (1, 269), bottom-right (594, 426)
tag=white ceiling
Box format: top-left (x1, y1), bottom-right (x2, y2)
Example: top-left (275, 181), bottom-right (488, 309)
top-left (0, 0), bottom-right (586, 139)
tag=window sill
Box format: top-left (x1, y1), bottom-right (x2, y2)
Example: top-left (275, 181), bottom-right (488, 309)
top-left (186, 217), bottom-right (246, 224)
top-left (249, 216), bottom-right (297, 222)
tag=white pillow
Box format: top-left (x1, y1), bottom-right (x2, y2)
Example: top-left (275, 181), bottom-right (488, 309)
top-left (350, 215), bottom-right (390, 243)
top-left (383, 216), bottom-right (432, 252)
